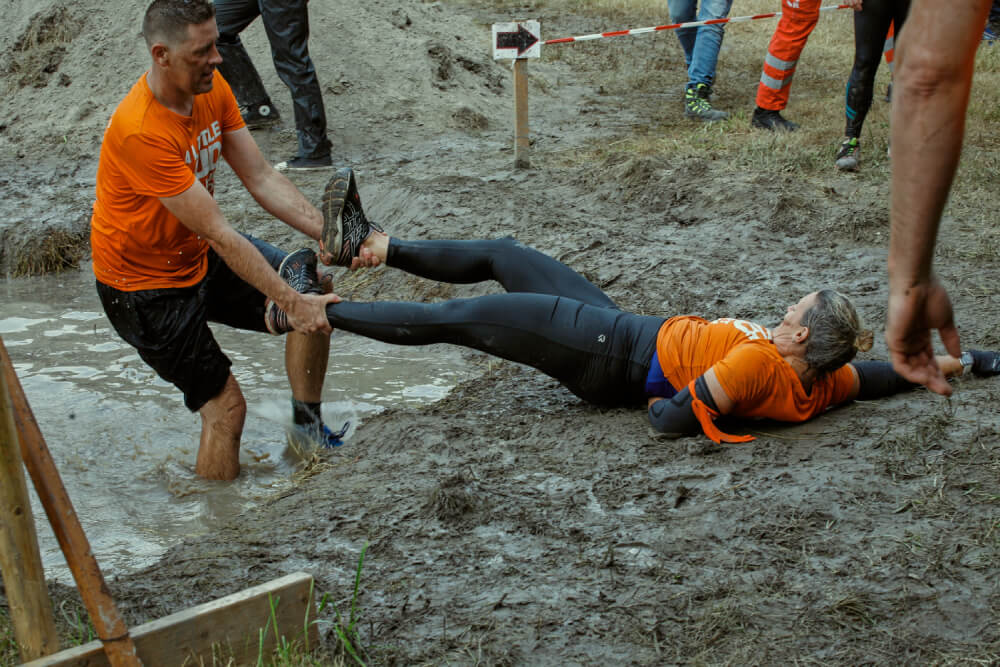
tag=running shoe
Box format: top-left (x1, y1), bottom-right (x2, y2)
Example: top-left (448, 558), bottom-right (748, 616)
top-left (264, 248), bottom-right (322, 335)
top-left (241, 102), bottom-right (280, 130)
top-left (288, 421), bottom-right (350, 451)
top-left (835, 137), bottom-right (860, 171)
top-left (684, 84), bottom-right (729, 122)
top-left (321, 167), bottom-right (384, 267)
top-left (275, 154), bottom-right (333, 172)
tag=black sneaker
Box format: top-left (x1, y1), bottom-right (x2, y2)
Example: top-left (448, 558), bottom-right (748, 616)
top-left (750, 107), bottom-right (799, 132)
top-left (963, 350), bottom-right (1000, 376)
top-left (321, 167), bottom-right (384, 267)
top-left (684, 84), bottom-right (729, 122)
top-left (835, 137), bottom-right (860, 171)
top-left (275, 154), bottom-right (334, 172)
top-left (241, 102), bottom-right (280, 130)
top-left (264, 248), bottom-right (322, 335)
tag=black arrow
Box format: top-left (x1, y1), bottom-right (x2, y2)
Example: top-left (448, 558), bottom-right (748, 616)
top-left (496, 24), bottom-right (539, 55)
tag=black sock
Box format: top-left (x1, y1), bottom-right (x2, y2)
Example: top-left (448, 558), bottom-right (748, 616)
top-left (292, 399), bottom-right (322, 427)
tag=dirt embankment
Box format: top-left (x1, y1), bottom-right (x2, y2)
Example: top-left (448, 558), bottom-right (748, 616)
top-left (2, 0), bottom-right (998, 664)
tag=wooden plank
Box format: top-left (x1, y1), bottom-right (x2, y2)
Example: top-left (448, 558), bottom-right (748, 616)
top-left (0, 339), bottom-right (61, 660)
top-left (513, 58), bottom-right (530, 169)
top-left (23, 572), bottom-right (321, 667)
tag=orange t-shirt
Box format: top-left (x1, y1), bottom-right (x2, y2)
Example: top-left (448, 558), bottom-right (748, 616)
top-left (655, 316), bottom-right (856, 422)
top-left (90, 71), bottom-right (245, 291)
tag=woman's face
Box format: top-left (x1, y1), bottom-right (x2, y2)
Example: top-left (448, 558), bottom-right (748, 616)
top-left (772, 291), bottom-right (819, 355)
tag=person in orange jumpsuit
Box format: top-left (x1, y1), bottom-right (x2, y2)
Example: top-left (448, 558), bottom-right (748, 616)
top-left (751, 0), bottom-right (862, 132)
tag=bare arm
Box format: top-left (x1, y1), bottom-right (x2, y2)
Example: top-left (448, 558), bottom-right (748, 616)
top-left (220, 127), bottom-right (328, 253)
top-left (886, 0), bottom-right (989, 393)
top-left (160, 181), bottom-right (335, 334)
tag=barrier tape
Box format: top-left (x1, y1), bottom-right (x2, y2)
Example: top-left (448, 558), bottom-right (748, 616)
top-left (543, 4), bottom-right (851, 45)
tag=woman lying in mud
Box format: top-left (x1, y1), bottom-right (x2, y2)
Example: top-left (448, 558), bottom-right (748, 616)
top-left (275, 168), bottom-right (1000, 443)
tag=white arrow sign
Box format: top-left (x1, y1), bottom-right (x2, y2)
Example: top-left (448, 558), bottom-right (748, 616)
top-left (492, 21), bottom-right (541, 59)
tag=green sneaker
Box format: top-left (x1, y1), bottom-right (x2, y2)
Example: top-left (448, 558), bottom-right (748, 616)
top-left (835, 137), bottom-right (860, 171)
top-left (684, 83), bottom-right (729, 122)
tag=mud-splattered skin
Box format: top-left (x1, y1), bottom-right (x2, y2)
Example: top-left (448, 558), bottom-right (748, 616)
top-left (2, 0), bottom-right (999, 663)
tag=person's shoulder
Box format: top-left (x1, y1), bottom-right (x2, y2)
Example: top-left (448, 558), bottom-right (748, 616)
top-left (108, 73), bottom-right (160, 141)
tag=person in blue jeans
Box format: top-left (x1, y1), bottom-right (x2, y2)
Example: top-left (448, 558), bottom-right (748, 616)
top-left (668, 0), bottom-right (734, 121)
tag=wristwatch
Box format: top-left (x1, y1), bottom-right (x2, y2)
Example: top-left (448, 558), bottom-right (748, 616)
top-left (960, 350), bottom-right (974, 374)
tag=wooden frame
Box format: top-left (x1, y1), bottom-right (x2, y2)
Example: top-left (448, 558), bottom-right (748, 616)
top-left (22, 571), bottom-right (320, 667)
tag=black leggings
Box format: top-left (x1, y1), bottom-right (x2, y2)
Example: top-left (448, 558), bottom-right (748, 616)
top-left (844, 0), bottom-right (910, 138)
top-left (325, 238), bottom-right (666, 407)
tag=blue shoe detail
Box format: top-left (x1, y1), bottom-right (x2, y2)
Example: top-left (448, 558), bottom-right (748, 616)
top-left (290, 421), bottom-right (350, 449)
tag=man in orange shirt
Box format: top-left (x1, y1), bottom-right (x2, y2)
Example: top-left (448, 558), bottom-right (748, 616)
top-left (91, 0), bottom-right (378, 479)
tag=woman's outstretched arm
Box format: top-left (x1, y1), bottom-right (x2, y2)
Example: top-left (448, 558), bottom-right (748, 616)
top-left (848, 351), bottom-right (1000, 401)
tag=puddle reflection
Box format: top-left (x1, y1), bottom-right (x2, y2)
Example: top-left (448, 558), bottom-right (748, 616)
top-left (1, 266), bottom-right (474, 582)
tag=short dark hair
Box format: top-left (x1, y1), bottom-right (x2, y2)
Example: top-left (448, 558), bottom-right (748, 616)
top-left (142, 0), bottom-right (215, 48)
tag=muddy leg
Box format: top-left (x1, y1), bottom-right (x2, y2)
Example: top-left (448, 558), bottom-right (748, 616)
top-left (196, 374), bottom-right (245, 480)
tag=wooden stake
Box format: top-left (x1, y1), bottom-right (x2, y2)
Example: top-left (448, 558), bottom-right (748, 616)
top-left (513, 58), bottom-right (530, 169)
top-left (0, 339), bottom-right (141, 666)
top-left (0, 338), bottom-right (60, 661)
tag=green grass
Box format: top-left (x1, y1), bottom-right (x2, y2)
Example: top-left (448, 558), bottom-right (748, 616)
top-left (467, 0), bottom-right (1000, 240)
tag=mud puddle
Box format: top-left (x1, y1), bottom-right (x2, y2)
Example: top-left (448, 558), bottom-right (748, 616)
top-left (0, 265), bottom-right (477, 582)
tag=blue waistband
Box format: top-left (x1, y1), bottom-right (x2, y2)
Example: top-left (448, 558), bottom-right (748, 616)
top-left (645, 348), bottom-right (678, 399)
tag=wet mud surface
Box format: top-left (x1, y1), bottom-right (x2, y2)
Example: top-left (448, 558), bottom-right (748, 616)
top-left (1, 0), bottom-right (999, 663)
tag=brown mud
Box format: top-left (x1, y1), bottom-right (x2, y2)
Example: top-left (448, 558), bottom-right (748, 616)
top-left (1, 0), bottom-right (998, 664)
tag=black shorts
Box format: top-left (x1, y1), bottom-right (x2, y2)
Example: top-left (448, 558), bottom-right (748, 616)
top-left (96, 235), bottom-right (287, 412)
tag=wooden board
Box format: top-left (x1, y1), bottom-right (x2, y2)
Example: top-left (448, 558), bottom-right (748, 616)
top-left (22, 572), bottom-right (321, 667)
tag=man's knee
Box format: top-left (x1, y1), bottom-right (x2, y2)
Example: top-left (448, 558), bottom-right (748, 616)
top-left (202, 375), bottom-right (247, 436)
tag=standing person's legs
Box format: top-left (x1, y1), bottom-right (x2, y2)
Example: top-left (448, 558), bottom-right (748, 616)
top-left (96, 278), bottom-right (246, 480)
top-left (686, 0), bottom-right (733, 89)
top-left (206, 236), bottom-right (336, 443)
top-left (259, 0), bottom-right (332, 161)
top-left (845, 2), bottom-right (896, 139)
top-left (837, 4), bottom-right (891, 171)
top-left (755, 0), bottom-right (820, 112)
top-left (285, 330), bottom-right (329, 413)
top-left (214, 0), bottom-right (276, 122)
top-left (668, 0), bottom-right (698, 66)
top-left (363, 234), bottom-right (619, 308)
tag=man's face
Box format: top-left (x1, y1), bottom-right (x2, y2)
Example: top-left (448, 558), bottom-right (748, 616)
top-left (164, 19), bottom-right (222, 96)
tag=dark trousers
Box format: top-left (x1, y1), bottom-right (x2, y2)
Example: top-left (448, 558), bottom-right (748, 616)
top-left (844, 0), bottom-right (911, 138)
top-left (325, 238), bottom-right (666, 407)
top-left (215, 0), bottom-right (332, 160)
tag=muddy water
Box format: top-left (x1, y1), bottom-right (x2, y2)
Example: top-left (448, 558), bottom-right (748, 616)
top-left (0, 266), bottom-right (474, 582)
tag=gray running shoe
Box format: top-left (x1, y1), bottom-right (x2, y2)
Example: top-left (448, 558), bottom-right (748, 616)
top-left (321, 167), bottom-right (383, 267)
top-left (835, 137), bottom-right (860, 171)
top-left (264, 248), bottom-right (322, 335)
